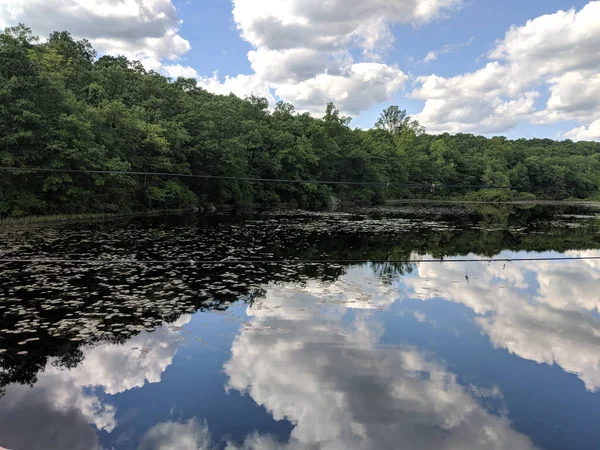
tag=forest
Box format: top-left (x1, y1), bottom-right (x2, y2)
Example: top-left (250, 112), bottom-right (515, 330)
top-left (2, 24), bottom-right (600, 218)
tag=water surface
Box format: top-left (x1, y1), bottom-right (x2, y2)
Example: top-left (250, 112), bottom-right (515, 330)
top-left (1, 204), bottom-right (600, 450)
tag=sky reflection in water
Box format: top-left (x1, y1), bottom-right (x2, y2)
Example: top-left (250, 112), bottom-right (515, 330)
top-left (0, 205), bottom-right (599, 450)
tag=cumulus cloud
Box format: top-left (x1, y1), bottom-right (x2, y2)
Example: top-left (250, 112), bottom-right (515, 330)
top-left (274, 63), bottom-right (408, 116)
top-left (197, 73), bottom-right (276, 106)
top-left (411, 64), bottom-right (539, 134)
top-left (221, 269), bottom-right (535, 450)
top-left (0, 0), bottom-right (191, 71)
top-left (199, 0), bottom-right (461, 115)
top-left (415, 89), bottom-right (539, 134)
top-left (487, 3), bottom-right (600, 77)
top-left (232, 0), bottom-right (462, 52)
top-left (412, 1), bottom-right (600, 137)
top-left (564, 119), bottom-right (600, 141)
top-left (163, 64), bottom-right (200, 80)
top-left (404, 251), bottom-right (600, 391)
top-left (536, 72), bottom-right (600, 124)
top-left (247, 48), bottom-right (351, 84)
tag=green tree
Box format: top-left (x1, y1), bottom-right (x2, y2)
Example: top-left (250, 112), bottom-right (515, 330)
top-left (375, 105), bottom-right (425, 135)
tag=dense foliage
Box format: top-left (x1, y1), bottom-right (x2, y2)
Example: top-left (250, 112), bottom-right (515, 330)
top-left (1, 25), bottom-right (600, 218)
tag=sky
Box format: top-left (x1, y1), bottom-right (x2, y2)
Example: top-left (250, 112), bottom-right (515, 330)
top-left (1, 0), bottom-right (600, 140)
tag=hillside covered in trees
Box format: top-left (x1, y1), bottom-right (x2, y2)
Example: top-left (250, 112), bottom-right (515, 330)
top-left (1, 25), bottom-right (600, 218)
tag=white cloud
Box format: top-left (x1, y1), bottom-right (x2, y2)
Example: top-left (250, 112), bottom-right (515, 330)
top-left (411, 61), bottom-right (541, 133)
top-left (247, 48), bottom-right (350, 84)
top-left (404, 251), bottom-right (600, 391)
top-left (422, 37), bottom-right (474, 63)
top-left (222, 270), bottom-right (535, 450)
top-left (0, 0), bottom-right (191, 71)
top-left (488, 3), bottom-right (600, 77)
top-left (197, 73), bottom-right (276, 105)
top-left (164, 64), bottom-right (200, 80)
top-left (200, 0), bottom-right (459, 115)
top-left (200, 62), bottom-right (407, 118)
top-left (536, 72), bottom-right (600, 124)
top-left (412, 63), bottom-right (509, 99)
top-left (411, 1), bottom-right (600, 137)
top-left (274, 63), bottom-right (408, 116)
top-left (564, 119), bottom-right (600, 141)
top-left (232, 0), bottom-right (462, 52)
top-left (424, 51), bottom-right (439, 63)
top-left (412, 60), bottom-right (540, 133)
top-left (416, 91), bottom-right (539, 134)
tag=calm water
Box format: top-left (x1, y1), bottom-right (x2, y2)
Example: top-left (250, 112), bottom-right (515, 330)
top-left (1, 204), bottom-right (600, 450)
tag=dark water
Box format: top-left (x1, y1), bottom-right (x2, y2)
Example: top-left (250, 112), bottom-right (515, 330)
top-left (1, 204), bottom-right (600, 450)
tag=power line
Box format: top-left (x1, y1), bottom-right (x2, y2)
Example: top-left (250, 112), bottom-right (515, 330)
top-left (1, 256), bottom-right (599, 265)
top-left (1, 166), bottom-right (500, 188)
top-left (0, 166), bottom-right (545, 190)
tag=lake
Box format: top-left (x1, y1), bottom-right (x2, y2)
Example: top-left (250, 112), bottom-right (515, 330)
top-left (1, 203), bottom-right (599, 450)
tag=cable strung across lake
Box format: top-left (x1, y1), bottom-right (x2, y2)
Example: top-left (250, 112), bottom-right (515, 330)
top-left (1, 256), bottom-right (599, 265)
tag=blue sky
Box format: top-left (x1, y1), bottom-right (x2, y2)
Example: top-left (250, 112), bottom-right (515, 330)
top-left (1, 0), bottom-right (600, 140)
top-left (177, 0), bottom-right (589, 80)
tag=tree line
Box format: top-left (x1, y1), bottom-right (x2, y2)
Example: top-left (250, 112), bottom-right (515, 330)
top-left (1, 25), bottom-right (600, 218)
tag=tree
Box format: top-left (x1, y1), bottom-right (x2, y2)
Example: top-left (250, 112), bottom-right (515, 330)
top-left (324, 102), bottom-right (351, 127)
top-left (274, 101), bottom-right (295, 116)
top-left (375, 105), bottom-right (425, 135)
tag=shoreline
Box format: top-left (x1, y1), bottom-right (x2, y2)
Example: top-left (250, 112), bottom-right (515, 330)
top-left (2, 199), bottom-right (599, 227)
top-left (0, 208), bottom-right (199, 228)
top-left (384, 199), bottom-right (600, 207)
